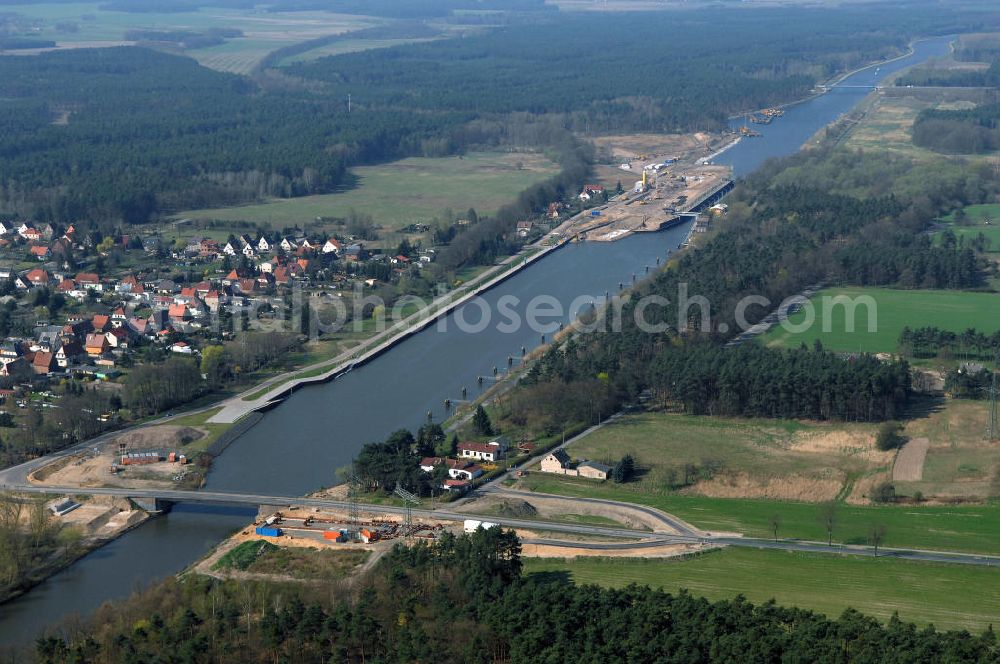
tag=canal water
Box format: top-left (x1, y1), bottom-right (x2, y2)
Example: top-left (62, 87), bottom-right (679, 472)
top-left (717, 37), bottom-right (952, 177)
top-left (0, 34), bottom-right (953, 650)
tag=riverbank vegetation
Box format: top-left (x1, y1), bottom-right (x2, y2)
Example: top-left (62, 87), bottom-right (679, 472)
top-left (27, 529), bottom-right (1000, 663)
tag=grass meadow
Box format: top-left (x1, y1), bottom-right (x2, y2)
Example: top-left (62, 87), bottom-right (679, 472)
top-left (524, 548), bottom-right (1000, 632)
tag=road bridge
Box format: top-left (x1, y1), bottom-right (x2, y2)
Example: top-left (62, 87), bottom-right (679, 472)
top-left (5, 483), bottom-right (1000, 567)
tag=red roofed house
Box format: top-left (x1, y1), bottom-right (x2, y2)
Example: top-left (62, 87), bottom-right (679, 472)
top-left (168, 304), bottom-right (189, 322)
top-left (75, 273), bottom-right (101, 290)
top-left (29, 245), bottom-right (49, 260)
top-left (91, 315), bottom-right (111, 333)
top-left (26, 268), bottom-right (49, 287)
top-left (31, 351), bottom-right (57, 375)
top-left (442, 479), bottom-right (470, 492)
top-left (457, 441), bottom-right (504, 463)
top-left (85, 333), bottom-right (109, 357)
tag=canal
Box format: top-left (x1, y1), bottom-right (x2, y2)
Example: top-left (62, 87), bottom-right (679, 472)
top-left (0, 34), bottom-right (953, 650)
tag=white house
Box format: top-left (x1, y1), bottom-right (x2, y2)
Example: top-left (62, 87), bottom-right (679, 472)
top-left (322, 239), bottom-right (342, 255)
top-left (257, 237), bottom-right (271, 252)
top-left (457, 438), bottom-right (508, 463)
top-left (170, 341), bottom-right (194, 354)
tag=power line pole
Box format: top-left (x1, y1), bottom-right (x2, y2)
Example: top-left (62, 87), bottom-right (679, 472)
top-left (348, 472), bottom-right (362, 525)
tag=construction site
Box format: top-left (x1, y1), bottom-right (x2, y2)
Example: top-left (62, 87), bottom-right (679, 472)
top-left (557, 141), bottom-right (735, 244)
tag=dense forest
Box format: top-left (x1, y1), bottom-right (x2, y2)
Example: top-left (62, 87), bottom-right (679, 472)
top-left (897, 61), bottom-right (1000, 87)
top-left (28, 529), bottom-right (1000, 663)
top-left (289, 9), bottom-right (930, 132)
top-left (0, 48), bottom-right (468, 224)
top-left (913, 102), bottom-right (1000, 154)
top-left (2, 5), bottom-right (998, 224)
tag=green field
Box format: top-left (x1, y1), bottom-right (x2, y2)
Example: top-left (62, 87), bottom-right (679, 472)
top-left (277, 37), bottom-right (442, 65)
top-left (1, 3), bottom-right (374, 74)
top-left (516, 475), bottom-right (1000, 554)
top-left (524, 549), bottom-right (1000, 632)
top-left (759, 287), bottom-right (1000, 354)
top-left (180, 152), bottom-right (559, 229)
top-left (935, 203), bottom-right (1000, 252)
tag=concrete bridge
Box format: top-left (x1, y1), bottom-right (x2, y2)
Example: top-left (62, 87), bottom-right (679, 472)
top-left (6, 483), bottom-right (1000, 566)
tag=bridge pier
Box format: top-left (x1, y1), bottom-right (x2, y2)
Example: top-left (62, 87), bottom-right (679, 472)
top-left (130, 497), bottom-right (173, 514)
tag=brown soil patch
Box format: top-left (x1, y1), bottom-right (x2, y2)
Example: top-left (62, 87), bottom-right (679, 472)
top-left (846, 471), bottom-right (892, 505)
top-left (459, 493), bottom-right (681, 534)
top-left (114, 425), bottom-right (205, 451)
top-left (790, 429), bottom-right (887, 462)
top-left (893, 437), bottom-right (930, 482)
top-left (590, 132), bottom-right (717, 162)
top-left (691, 471), bottom-right (843, 502)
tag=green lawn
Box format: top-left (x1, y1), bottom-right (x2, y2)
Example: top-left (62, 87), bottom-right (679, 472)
top-left (759, 287), bottom-right (1000, 354)
top-left (168, 408), bottom-right (231, 456)
top-left (179, 152), bottom-right (559, 229)
top-left (935, 204), bottom-right (1000, 252)
top-left (517, 475), bottom-right (1000, 554)
top-left (524, 549), bottom-right (1000, 632)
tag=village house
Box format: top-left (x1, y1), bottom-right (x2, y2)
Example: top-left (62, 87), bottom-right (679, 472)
top-left (578, 184), bottom-right (605, 202)
top-left (31, 350), bottom-right (58, 375)
top-left (448, 465), bottom-right (484, 481)
top-left (170, 341), bottom-right (194, 354)
top-left (540, 449), bottom-right (611, 480)
top-left (84, 333), bottom-right (109, 357)
top-left (457, 438), bottom-right (508, 463)
top-left (25, 268), bottom-right (50, 288)
top-left (56, 340), bottom-right (84, 368)
top-left (322, 238), bottom-right (342, 255)
top-left (540, 449), bottom-right (572, 473)
top-left (577, 460), bottom-right (612, 480)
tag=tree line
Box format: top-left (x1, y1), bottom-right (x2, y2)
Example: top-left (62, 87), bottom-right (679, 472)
top-left (913, 103), bottom-right (1000, 154)
top-left (29, 529), bottom-right (1000, 663)
top-left (899, 326), bottom-right (1000, 360)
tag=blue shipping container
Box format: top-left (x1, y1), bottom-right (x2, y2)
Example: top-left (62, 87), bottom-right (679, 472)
top-left (591, 210), bottom-right (601, 216)
top-left (255, 526), bottom-right (282, 537)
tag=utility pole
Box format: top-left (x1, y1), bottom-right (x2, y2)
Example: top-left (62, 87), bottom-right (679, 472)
top-left (348, 472), bottom-right (362, 524)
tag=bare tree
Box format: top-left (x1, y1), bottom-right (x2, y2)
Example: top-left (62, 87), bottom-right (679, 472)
top-left (819, 502), bottom-right (837, 546)
top-left (869, 524), bottom-right (887, 557)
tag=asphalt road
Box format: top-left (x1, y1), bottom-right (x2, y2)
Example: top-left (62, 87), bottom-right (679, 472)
top-left (5, 482), bottom-right (999, 567)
